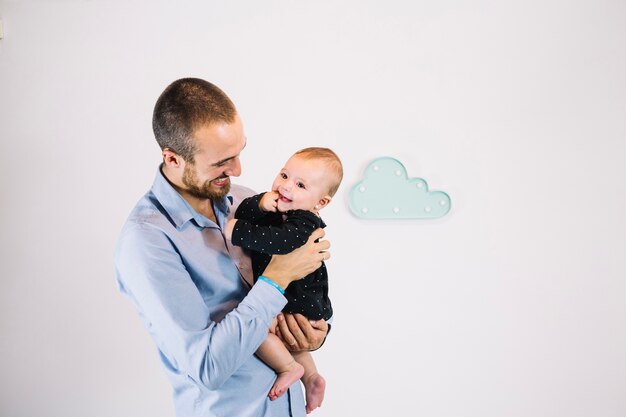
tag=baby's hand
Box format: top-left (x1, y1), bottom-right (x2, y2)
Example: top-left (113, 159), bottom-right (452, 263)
top-left (224, 219), bottom-right (237, 241)
top-left (260, 191), bottom-right (279, 212)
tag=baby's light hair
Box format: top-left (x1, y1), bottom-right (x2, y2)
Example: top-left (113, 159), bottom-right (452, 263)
top-left (294, 147), bottom-right (343, 197)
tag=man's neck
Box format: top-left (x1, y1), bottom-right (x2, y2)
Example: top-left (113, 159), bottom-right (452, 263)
top-left (182, 192), bottom-right (217, 223)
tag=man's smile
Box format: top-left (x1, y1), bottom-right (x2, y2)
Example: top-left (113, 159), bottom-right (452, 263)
top-left (212, 177), bottom-right (230, 187)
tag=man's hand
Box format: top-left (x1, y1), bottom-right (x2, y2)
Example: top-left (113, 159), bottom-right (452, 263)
top-left (260, 191), bottom-right (279, 212)
top-left (261, 228), bottom-right (330, 290)
top-left (275, 313), bottom-right (329, 352)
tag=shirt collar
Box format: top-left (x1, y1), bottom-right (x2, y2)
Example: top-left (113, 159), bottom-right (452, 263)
top-left (151, 165), bottom-right (234, 229)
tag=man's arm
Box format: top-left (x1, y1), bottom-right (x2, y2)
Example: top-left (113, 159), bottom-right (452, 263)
top-left (115, 224), bottom-right (286, 390)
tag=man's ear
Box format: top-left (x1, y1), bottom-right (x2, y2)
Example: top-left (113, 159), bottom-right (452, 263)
top-left (162, 148), bottom-right (182, 167)
top-left (317, 195), bottom-right (332, 209)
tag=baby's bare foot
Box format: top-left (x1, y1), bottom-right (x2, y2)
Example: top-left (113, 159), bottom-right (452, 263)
top-left (303, 372), bottom-right (326, 413)
top-left (268, 361), bottom-right (305, 401)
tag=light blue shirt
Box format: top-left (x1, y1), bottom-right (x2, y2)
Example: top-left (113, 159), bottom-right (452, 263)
top-left (115, 167), bottom-right (306, 417)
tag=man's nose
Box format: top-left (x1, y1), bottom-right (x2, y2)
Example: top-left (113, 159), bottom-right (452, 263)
top-left (224, 157), bottom-right (241, 177)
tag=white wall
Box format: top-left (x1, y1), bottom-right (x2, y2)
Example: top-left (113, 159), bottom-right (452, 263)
top-left (1, 1), bottom-right (625, 416)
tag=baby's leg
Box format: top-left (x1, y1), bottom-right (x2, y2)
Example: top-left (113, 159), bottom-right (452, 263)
top-left (293, 351), bottom-right (326, 414)
top-left (256, 321), bottom-right (304, 400)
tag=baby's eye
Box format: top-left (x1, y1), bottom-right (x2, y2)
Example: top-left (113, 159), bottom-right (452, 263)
top-left (280, 173), bottom-right (288, 179)
top-left (297, 182), bottom-right (306, 189)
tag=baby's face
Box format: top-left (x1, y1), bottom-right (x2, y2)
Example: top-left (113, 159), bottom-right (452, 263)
top-left (271, 155), bottom-right (331, 212)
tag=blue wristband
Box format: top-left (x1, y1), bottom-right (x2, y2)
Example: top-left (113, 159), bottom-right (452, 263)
top-left (258, 275), bottom-right (285, 294)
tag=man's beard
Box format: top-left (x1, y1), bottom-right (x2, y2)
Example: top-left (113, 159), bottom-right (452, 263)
top-left (182, 163), bottom-right (230, 200)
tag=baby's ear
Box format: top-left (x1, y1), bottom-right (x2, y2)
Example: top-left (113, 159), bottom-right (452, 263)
top-left (317, 195), bottom-right (332, 209)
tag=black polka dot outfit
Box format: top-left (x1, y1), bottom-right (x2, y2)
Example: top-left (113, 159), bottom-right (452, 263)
top-left (231, 193), bottom-right (333, 321)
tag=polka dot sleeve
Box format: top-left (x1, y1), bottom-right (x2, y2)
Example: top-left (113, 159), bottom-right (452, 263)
top-left (231, 210), bottom-right (321, 256)
top-left (234, 193), bottom-right (267, 222)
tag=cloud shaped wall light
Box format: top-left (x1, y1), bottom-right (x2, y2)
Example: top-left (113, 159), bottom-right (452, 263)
top-left (349, 157), bottom-right (451, 219)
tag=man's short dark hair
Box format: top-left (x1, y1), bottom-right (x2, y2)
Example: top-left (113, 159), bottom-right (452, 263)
top-left (152, 78), bottom-right (237, 162)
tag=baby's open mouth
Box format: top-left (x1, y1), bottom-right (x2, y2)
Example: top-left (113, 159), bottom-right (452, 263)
top-left (278, 193), bottom-right (292, 203)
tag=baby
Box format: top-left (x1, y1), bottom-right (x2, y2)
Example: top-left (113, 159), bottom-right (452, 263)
top-left (225, 147), bottom-right (343, 414)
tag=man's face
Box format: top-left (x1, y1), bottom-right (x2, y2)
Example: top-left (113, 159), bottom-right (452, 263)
top-left (181, 115), bottom-right (246, 200)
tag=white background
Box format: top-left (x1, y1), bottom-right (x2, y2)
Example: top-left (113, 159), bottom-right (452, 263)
top-left (1, 1), bottom-right (625, 416)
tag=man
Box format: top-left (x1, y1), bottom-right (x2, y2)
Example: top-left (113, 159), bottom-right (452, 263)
top-left (115, 78), bottom-right (330, 417)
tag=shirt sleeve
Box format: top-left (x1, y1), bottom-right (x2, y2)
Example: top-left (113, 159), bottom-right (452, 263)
top-left (234, 193), bottom-right (267, 221)
top-left (115, 223), bottom-right (286, 390)
top-left (231, 211), bottom-right (319, 256)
